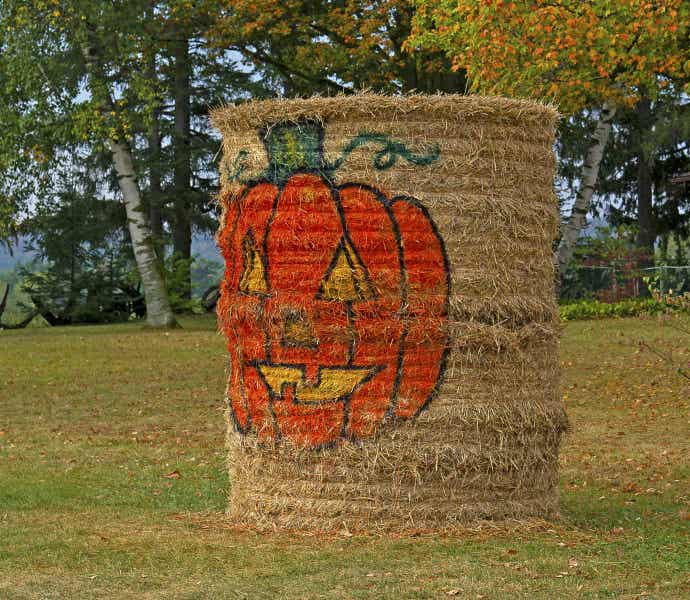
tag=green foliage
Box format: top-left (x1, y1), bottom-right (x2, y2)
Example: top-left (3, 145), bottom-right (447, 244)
top-left (594, 91), bottom-right (690, 242)
top-left (164, 254), bottom-right (197, 313)
top-left (645, 274), bottom-right (690, 311)
top-left (559, 297), bottom-right (671, 321)
top-left (658, 232), bottom-right (690, 266)
top-left (164, 254), bottom-right (220, 313)
top-left (560, 258), bottom-right (690, 318)
top-left (18, 184), bottom-right (143, 324)
top-left (573, 225), bottom-right (648, 264)
top-left (191, 256), bottom-right (223, 297)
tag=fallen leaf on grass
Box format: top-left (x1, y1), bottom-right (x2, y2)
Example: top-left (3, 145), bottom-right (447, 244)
top-left (446, 589), bottom-right (460, 596)
top-left (164, 470), bottom-right (181, 479)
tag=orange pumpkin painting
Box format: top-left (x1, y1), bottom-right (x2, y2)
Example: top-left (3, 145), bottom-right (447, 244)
top-left (217, 121), bottom-right (450, 448)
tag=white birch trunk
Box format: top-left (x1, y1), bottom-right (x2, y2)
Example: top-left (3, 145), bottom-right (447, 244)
top-left (109, 140), bottom-right (177, 328)
top-left (557, 103), bottom-right (617, 275)
top-left (81, 37), bottom-right (176, 328)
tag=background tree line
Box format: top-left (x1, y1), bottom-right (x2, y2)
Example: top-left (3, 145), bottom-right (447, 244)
top-left (1, 0), bottom-right (688, 328)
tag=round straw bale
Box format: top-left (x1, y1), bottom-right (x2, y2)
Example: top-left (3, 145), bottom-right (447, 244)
top-left (212, 93), bottom-right (567, 532)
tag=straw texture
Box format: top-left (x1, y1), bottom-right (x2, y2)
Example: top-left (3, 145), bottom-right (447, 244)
top-left (212, 93), bottom-right (567, 532)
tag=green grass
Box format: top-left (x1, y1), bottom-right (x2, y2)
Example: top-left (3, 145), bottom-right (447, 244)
top-left (1, 315), bottom-right (688, 598)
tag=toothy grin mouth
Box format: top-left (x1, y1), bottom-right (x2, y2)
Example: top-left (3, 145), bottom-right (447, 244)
top-left (252, 362), bottom-right (384, 405)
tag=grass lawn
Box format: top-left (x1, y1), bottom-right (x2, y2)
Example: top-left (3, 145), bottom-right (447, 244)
top-left (1, 315), bottom-right (688, 599)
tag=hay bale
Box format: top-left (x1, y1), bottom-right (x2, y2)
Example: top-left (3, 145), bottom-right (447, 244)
top-left (211, 93), bottom-right (568, 532)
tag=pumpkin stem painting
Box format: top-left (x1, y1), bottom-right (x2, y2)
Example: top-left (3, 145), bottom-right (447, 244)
top-left (224, 120), bottom-right (441, 187)
top-left (217, 120), bottom-right (450, 449)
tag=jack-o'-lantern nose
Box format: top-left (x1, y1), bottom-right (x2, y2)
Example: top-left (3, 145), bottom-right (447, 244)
top-left (281, 310), bottom-right (319, 349)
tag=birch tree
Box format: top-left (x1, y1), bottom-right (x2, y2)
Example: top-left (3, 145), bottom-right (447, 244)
top-left (81, 24), bottom-right (177, 328)
top-left (556, 102), bottom-right (617, 273)
top-left (411, 0), bottom-right (690, 273)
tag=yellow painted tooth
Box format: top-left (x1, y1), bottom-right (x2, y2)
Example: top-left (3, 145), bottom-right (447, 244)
top-left (256, 364), bottom-right (379, 404)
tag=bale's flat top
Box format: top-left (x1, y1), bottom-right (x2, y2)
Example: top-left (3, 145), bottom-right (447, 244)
top-left (211, 93), bottom-right (559, 132)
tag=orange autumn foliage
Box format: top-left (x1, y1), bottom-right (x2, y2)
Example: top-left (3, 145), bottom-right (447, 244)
top-left (209, 0), bottom-right (463, 92)
top-left (411, 0), bottom-right (690, 113)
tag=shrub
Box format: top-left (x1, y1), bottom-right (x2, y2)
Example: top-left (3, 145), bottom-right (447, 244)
top-left (559, 298), bottom-right (672, 321)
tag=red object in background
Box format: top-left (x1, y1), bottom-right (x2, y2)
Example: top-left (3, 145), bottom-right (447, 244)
top-left (217, 173), bottom-right (450, 448)
top-left (584, 254), bottom-right (652, 302)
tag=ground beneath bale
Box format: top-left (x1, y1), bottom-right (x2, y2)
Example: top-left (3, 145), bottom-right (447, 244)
top-left (1, 315), bottom-right (688, 599)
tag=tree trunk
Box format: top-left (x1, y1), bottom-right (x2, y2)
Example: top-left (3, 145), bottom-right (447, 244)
top-left (635, 96), bottom-right (655, 257)
top-left (0, 283), bottom-right (9, 320)
top-left (0, 282), bottom-right (37, 329)
top-left (81, 34), bottom-right (177, 328)
top-left (557, 103), bottom-right (617, 275)
top-left (173, 37), bottom-right (193, 300)
top-left (148, 113), bottom-right (163, 248)
top-left (388, 5), bottom-right (466, 94)
top-left (109, 139), bottom-right (177, 327)
top-left (147, 51), bottom-right (164, 255)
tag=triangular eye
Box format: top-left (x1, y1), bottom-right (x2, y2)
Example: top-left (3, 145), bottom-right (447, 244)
top-left (318, 237), bottom-right (376, 302)
top-left (239, 230), bottom-right (269, 296)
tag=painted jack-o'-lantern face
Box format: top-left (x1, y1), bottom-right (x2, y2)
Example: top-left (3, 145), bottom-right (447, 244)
top-left (217, 121), bottom-right (450, 448)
